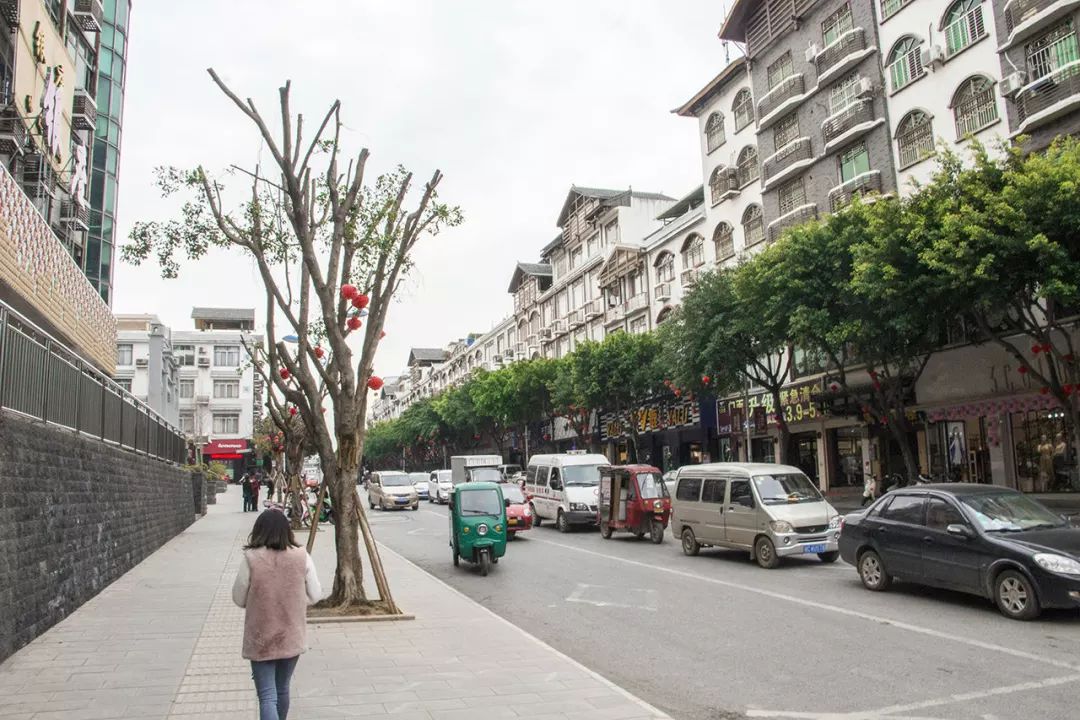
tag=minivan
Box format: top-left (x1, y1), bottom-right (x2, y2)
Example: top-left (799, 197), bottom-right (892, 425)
top-left (669, 463), bottom-right (841, 568)
top-left (524, 452), bottom-right (610, 532)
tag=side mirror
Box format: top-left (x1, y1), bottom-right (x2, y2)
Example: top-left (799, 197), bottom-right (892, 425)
top-left (946, 523), bottom-right (973, 538)
top-left (505, 497), bottom-right (511, 508)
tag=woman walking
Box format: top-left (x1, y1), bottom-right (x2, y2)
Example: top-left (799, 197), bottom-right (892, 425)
top-left (232, 510), bottom-right (322, 720)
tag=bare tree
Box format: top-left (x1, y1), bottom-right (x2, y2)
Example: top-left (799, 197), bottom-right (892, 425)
top-left (124, 72), bottom-right (462, 609)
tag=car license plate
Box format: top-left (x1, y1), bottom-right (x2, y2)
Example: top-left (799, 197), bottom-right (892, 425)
top-left (803, 543), bottom-right (827, 554)
top-left (396, 498), bottom-right (408, 504)
top-left (508, 518), bottom-right (518, 525)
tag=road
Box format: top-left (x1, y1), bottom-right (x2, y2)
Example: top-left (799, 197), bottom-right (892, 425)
top-left (361, 489), bottom-right (1080, 720)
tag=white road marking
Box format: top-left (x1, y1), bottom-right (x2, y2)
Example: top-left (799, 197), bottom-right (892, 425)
top-left (530, 537), bottom-right (1080, 672)
top-left (422, 510), bottom-right (446, 519)
top-left (566, 583), bottom-right (658, 611)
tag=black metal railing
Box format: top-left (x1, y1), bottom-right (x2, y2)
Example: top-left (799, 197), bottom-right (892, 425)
top-left (815, 28), bottom-right (867, 79)
top-left (829, 171), bottom-right (883, 212)
top-left (822, 99), bottom-right (874, 146)
top-left (1004, 0), bottom-right (1057, 38)
top-left (758, 74), bottom-right (805, 120)
top-left (1016, 62), bottom-right (1080, 125)
top-left (0, 300), bottom-right (186, 464)
top-left (764, 137), bottom-right (812, 183)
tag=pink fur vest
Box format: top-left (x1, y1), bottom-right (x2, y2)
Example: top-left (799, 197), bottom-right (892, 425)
top-left (241, 547), bottom-right (308, 661)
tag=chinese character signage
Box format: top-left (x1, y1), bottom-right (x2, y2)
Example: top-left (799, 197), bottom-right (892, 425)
top-left (600, 398), bottom-right (701, 442)
top-left (718, 380), bottom-right (823, 434)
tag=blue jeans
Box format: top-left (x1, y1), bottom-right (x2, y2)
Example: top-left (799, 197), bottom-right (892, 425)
top-left (250, 656), bottom-right (299, 720)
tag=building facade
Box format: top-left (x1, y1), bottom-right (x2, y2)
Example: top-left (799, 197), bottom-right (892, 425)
top-left (113, 313), bottom-right (178, 424)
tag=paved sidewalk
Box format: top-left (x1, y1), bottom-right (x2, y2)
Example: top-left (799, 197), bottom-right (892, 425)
top-left (0, 487), bottom-right (670, 720)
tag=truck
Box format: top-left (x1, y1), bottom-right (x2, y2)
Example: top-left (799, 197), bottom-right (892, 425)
top-left (451, 455), bottom-right (503, 486)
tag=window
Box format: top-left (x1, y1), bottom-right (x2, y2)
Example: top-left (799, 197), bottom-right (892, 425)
top-left (706, 112), bottom-right (725, 153)
top-left (730, 480), bottom-right (755, 508)
top-left (926, 498), bottom-right (967, 530)
top-left (116, 344), bottom-right (132, 366)
top-left (778, 177), bottom-right (807, 215)
top-left (709, 166), bottom-right (729, 204)
top-left (952, 75), bottom-right (998, 137)
top-left (773, 112), bottom-right (799, 151)
top-left (629, 316), bottom-right (648, 334)
top-left (887, 36), bottom-right (925, 92)
top-left (656, 307), bottom-right (674, 325)
top-left (896, 110), bottom-right (935, 168)
top-left (880, 0), bottom-right (912, 20)
top-left (676, 476), bottom-right (703, 501)
top-left (733, 88), bottom-right (755, 131)
top-left (604, 220), bottom-right (620, 245)
top-left (548, 468), bottom-right (561, 489)
top-left (214, 345), bottom-right (240, 366)
top-left (714, 223), bottom-right (735, 261)
top-left (736, 146), bottom-right (760, 187)
top-left (569, 246), bottom-right (582, 270)
top-left (1026, 22), bottom-right (1079, 82)
top-left (943, 0), bottom-right (986, 56)
top-left (881, 494), bottom-right (926, 524)
top-left (655, 252), bottom-right (675, 282)
top-left (175, 344), bottom-right (195, 366)
top-left (179, 414), bottom-right (194, 434)
top-left (822, 4), bottom-right (854, 46)
top-left (213, 380), bottom-right (240, 399)
top-left (682, 234), bottom-right (705, 268)
top-left (839, 142), bottom-right (870, 183)
top-left (701, 478), bottom-right (727, 503)
top-left (766, 53), bottom-right (794, 90)
top-left (828, 72), bottom-right (860, 115)
top-left (586, 234), bottom-right (598, 258)
top-left (742, 205), bottom-right (765, 246)
top-left (179, 379), bottom-right (194, 399)
top-left (212, 414), bottom-right (240, 434)
top-left (115, 378), bottom-right (132, 392)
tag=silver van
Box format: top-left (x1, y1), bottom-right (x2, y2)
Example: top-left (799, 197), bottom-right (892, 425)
top-left (669, 462), bottom-right (841, 568)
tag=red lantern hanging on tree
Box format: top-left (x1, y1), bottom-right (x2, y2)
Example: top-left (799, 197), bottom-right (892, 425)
top-left (1042, 343), bottom-right (1053, 353)
top-left (1032, 344), bottom-right (1042, 354)
top-left (347, 316), bottom-right (362, 331)
top-left (379, 330), bottom-right (386, 339)
top-left (355, 293), bottom-right (370, 309)
top-left (367, 376), bottom-right (384, 391)
top-left (702, 375), bottom-right (711, 385)
top-left (314, 346), bottom-right (324, 359)
top-left (279, 368), bottom-right (290, 380)
top-left (289, 406), bottom-right (297, 416)
top-left (340, 284), bottom-right (358, 300)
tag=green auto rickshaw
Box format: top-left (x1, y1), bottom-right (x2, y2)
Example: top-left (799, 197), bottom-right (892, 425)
top-left (449, 481), bottom-right (508, 576)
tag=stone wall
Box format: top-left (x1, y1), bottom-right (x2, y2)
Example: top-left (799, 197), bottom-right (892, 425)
top-left (0, 411), bottom-right (198, 662)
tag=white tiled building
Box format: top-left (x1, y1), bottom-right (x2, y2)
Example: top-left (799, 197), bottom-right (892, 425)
top-left (113, 314), bottom-right (180, 425)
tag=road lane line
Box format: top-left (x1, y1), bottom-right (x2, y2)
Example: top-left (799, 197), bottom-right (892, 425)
top-left (530, 536), bottom-right (1080, 672)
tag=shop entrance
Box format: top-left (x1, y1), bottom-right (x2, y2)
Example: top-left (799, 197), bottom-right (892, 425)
top-left (751, 437), bottom-right (775, 463)
top-left (830, 427), bottom-right (863, 488)
top-left (793, 433), bottom-right (819, 484)
top-left (927, 418), bottom-right (992, 484)
top-left (1011, 409), bottom-right (1077, 492)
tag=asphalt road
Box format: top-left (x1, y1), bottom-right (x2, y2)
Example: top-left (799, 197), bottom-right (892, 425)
top-left (361, 489), bottom-right (1080, 720)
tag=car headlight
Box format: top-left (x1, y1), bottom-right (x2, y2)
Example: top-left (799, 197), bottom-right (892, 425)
top-left (477, 524), bottom-right (489, 536)
top-left (652, 500), bottom-right (664, 511)
top-left (569, 502), bottom-right (590, 512)
top-left (1034, 553), bottom-right (1080, 576)
top-left (769, 520), bottom-right (795, 533)
top-left (523, 504), bottom-right (532, 517)
top-left (829, 515), bottom-right (842, 529)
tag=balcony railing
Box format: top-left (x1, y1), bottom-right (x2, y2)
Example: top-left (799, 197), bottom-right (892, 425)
top-left (828, 171), bottom-right (882, 212)
top-left (585, 298), bottom-right (604, 318)
top-left (73, 0), bottom-right (103, 32)
top-left (552, 319), bottom-right (568, 336)
top-left (567, 309), bottom-right (584, 327)
top-left (763, 137), bottom-right (812, 183)
top-left (625, 293), bottom-right (649, 313)
top-left (822, 99), bottom-right (874, 146)
top-left (768, 203), bottom-right (818, 242)
top-left (814, 28), bottom-right (867, 80)
top-left (1005, 0), bottom-right (1079, 42)
top-left (681, 268), bottom-right (702, 288)
top-left (655, 282), bottom-right (672, 301)
top-left (1016, 61), bottom-right (1080, 128)
top-left (758, 74), bottom-right (805, 120)
top-left (0, 110), bottom-right (26, 158)
top-left (61, 200), bottom-right (89, 231)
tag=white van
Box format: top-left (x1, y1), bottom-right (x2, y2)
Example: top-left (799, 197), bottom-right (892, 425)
top-left (524, 452), bottom-right (610, 532)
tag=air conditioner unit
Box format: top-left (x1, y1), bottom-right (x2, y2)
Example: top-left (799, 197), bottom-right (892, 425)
top-left (135, 358), bottom-right (148, 367)
top-left (920, 45), bottom-right (945, 68)
top-left (607, 295), bottom-right (621, 307)
top-left (855, 77), bottom-right (874, 98)
top-left (197, 357), bottom-right (211, 367)
top-left (804, 43), bottom-right (820, 62)
top-left (198, 347), bottom-right (208, 354)
top-left (999, 71), bottom-right (1027, 97)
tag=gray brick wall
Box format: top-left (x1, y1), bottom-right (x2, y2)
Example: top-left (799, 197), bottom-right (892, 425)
top-left (0, 411), bottom-right (198, 662)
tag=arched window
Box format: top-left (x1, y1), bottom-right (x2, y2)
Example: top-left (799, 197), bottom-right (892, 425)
top-left (654, 251), bottom-right (675, 283)
top-left (705, 113), bottom-right (725, 153)
top-left (681, 234), bottom-right (705, 269)
top-left (895, 110), bottom-right (935, 168)
top-left (732, 88), bottom-right (755, 131)
top-left (887, 36), bottom-right (925, 92)
top-left (952, 76), bottom-right (998, 138)
top-left (942, 0), bottom-right (986, 56)
top-left (742, 205), bottom-right (764, 247)
top-left (709, 166), bottom-right (725, 205)
top-left (713, 223), bottom-right (735, 262)
top-left (736, 146), bottom-right (759, 187)
top-left (656, 306), bottom-right (674, 326)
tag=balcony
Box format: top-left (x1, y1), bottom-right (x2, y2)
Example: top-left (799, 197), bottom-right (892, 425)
top-left (828, 171), bottom-right (882, 212)
top-left (814, 29), bottom-right (871, 86)
top-left (0, 1), bottom-right (18, 25)
top-left (681, 268), bottom-right (702, 288)
top-left (61, 200), bottom-right (90, 231)
top-left (655, 282), bottom-right (672, 302)
top-left (768, 203), bottom-right (818, 242)
top-left (625, 293), bottom-right (649, 314)
top-left (539, 327), bottom-right (553, 340)
top-left (567, 309), bottom-right (584, 328)
top-left (514, 342), bottom-right (526, 357)
top-left (72, 89), bottom-right (97, 131)
top-left (73, 0), bottom-right (103, 32)
top-left (822, 99), bottom-right (879, 152)
top-left (757, 74), bottom-right (806, 127)
top-left (0, 111), bottom-right (26, 159)
top-left (710, 169), bottom-right (741, 203)
top-left (1003, 0), bottom-right (1080, 46)
top-left (1015, 62), bottom-right (1080, 134)
top-left (606, 299), bottom-right (626, 324)
top-left (584, 298), bottom-right (604, 319)
top-left (552, 319), bottom-right (568, 336)
top-left (762, 137), bottom-right (813, 188)
top-left (526, 334), bottom-right (539, 348)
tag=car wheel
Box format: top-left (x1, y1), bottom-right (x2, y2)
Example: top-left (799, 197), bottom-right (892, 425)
top-left (479, 549), bottom-right (491, 577)
top-left (818, 551), bottom-right (840, 564)
top-left (556, 510), bottom-right (569, 533)
top-left (531, 504), bottom-right (542, 527)
top-left (600, 521), bottom-right (613, 539)
top-left (411, 504), bottom-right (418, 511)
top-left (858, 550), bottom-right (891, 591)
top-left (681, 528), bottom-right (700, 556)
top-left (508, 531), bottom-right (516, 541)
top-left (452, 539), bottom-right (459, 567)
top-left (650, 521), bottom-right (664, 544)
top-left (754, 536), bottom-right (780, 569)
top-left (369, 499), bottom-right (374, 510)
top-left (995, 569), bottom-right (1041, 620)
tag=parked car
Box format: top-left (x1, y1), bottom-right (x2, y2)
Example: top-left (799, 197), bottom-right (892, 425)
top-left (368, 471), bottom-right (419, 511)
top-left (524, 452), bottom-right (611, 532)
top-left (408, 472), bottom-right (430, 501)
top-left (499, 464), bottom-right (523, 481)
top-left (662, 470), bottom-right (678, 498)
top-left (501, 481), bottom-right (533, 538)
top-left (428, 469), bottom-right (453, 504)
top-left (669, 463), bottom-right (841, 568)
top-left (840, 484), bottom-right (1080, 620)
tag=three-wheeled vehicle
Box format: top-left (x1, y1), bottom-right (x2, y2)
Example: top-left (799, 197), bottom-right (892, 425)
top-left (449, 481), bottom-right (508, 576)
top-left (598, 465), bottom-right (670, 543)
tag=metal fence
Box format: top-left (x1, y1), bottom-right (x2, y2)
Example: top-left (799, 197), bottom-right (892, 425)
top-left (0, 300), bottom-right (186, 464)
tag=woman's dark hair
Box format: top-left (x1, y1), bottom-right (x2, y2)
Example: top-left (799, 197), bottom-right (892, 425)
top-left (245, 510), bottom-right (299, 551)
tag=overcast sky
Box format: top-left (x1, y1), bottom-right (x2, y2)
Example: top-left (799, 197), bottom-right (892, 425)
top-left (112, 1), bottom-right (730, 377)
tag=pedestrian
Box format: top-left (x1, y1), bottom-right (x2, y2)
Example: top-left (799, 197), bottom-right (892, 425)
top-left (861, 473), bottom-right (876, 507)
top-left (241, 472), bottom-right (253, 512)
top-left (232, 510), bottom-right (322, 720)
top-left (250, 472), bottom-right (261, 511)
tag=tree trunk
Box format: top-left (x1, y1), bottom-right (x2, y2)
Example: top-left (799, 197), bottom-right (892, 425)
top-left (321, 462), bottom-right (367, 606)
top-left (890, 416), bottom-right (920, 482)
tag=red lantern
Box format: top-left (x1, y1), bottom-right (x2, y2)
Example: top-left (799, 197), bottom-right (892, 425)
top-left (1018, 366), bottom-right (1028, 374)
top-left (314, 346), bottom-right (324, 359)
top-left (543, 433), bottom-right (552, 441)
top-left (1032, 344), bottom-right (1042, 354)
top-left (1065, 384), bottom-right (1075, 396)
top-left (379, 330), bottom-right (386, 339)
top-left (674, 389), bottom-right (681, 397)
top-left (829, 382), bottom-right (840, 392)
top-left (347, 316), bottom-right (362, 331)
top-left (473, 434), bottom-right (481, 441)
top-left (1041, 386), bottom-right (1050, 395)
top-left (868, 369), bottom-right (878, 379)
top-left (355, 293), bottom-right (370, 309)
top-left (279, 368), bottom-right (290, 380)
top-left (321, 408), bottom-right (327, 413)
top-left (702, 375), bottom-right (711, 385)
top-left (340, 284), bottom-right (358, 300)
top-left (289, 406), bottom-right (297, 416)
top-left (367, 376), bottom-right (384, 391)
top-left (1043, 343), bottom-right (1053, 353)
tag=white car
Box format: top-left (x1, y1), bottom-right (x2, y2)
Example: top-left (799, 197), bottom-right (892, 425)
top-left (428, 469), bottom-right (453, 504)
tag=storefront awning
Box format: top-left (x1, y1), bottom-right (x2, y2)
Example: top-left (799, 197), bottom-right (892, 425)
top-left (203, 439), bottom-right (251, 456)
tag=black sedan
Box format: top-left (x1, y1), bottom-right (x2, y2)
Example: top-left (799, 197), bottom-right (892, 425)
top-left (839, 484), bottom-right (1080, 620)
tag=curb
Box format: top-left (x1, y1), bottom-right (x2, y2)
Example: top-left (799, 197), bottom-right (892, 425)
top-left (307, 612), bottom-right (415, 624)
top-left (376, 541), bottom-right (674, 720)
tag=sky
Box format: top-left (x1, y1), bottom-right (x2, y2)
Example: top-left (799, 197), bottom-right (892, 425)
top-left (112, 0), bottom-right (731, 378)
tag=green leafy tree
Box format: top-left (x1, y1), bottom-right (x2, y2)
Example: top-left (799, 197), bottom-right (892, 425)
top-left (549, 357), bottom-right (595, 450)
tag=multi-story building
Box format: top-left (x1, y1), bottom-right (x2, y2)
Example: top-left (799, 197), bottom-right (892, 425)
top-left (113, 313), bottom-right (178, 424)
top-left (84, 0), bottom-right (131, 304)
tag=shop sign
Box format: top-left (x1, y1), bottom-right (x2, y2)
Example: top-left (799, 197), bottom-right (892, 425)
top-left (600, 398), bottom-right (700, 442)
top-left (719, 380), bottom-right (823, 433)
top-left (203, 439), bottom-right (251, 455)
